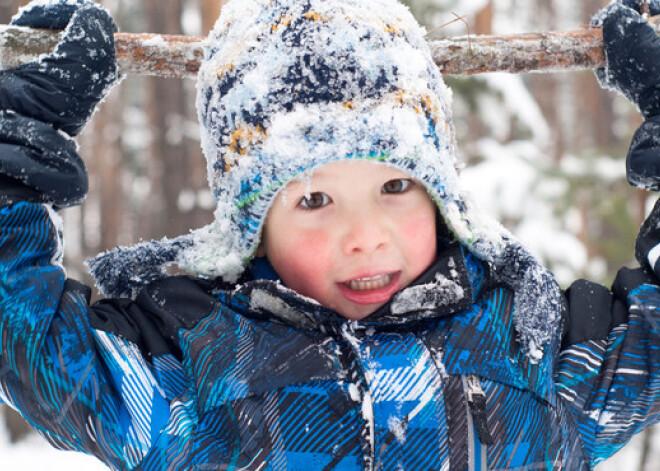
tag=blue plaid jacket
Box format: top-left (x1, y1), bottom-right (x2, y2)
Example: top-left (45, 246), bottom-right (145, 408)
top-left (1, 202), bottom-right (660, 470)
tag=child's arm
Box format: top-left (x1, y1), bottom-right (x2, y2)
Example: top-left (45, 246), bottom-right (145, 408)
top-left (556, 1), bottom-right (660, 466)
top-left (558, 250), bottom-right (660, 466)
top-left (0, 2), bottom-right (170, 468)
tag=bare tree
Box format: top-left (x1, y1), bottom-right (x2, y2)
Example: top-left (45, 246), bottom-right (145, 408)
top-left (201, 0), bottom-right (224, 32)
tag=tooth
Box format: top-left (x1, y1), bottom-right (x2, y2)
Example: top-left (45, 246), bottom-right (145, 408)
top-left (346, 274), bottom-right (392, 291)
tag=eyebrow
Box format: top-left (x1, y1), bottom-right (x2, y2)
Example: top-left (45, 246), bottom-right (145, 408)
top-left (287, 167), bottom-right (412, 189)
top-left (286, 172), bottom-right (330, 189)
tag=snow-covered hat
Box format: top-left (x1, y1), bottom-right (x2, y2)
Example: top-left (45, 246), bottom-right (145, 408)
top-left (89, 0), bottom-right (562, 360)
top-left (192, 0), bottom-right (469, 280)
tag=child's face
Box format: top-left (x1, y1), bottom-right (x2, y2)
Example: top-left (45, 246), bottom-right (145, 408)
top-left (259, 160), bottom-right (438, 320)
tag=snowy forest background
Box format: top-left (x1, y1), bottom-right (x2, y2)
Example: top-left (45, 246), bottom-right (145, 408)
top-left (0, 0), bottom-right (658, 469)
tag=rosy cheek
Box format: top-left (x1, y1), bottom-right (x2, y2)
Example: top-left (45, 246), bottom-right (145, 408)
top-left (275, 230), bottom-right (334, 300)
top-left (401, 211), bottom-right (437, 269)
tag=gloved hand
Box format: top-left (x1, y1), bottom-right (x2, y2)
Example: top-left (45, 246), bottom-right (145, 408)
top-left (592, 1), bottom-right (660, 190)
top-left (0, 0), bottom-right (120, 208)
top-left (593, 0), bottom-right (660, 117)
top-left (2, 0), bottom-right (119, 135)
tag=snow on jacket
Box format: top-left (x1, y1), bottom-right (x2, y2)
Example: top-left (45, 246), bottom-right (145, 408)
top-left (1, 201), bottom-right (660, 470)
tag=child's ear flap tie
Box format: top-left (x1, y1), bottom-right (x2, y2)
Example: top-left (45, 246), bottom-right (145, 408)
top-left (87, 236), bottom-right (194, 298)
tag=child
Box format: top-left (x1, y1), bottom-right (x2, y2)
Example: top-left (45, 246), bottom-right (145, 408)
top-left (1, 0), bottom-right (660, 469)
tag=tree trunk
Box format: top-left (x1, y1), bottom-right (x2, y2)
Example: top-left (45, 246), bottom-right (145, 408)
top-left (574, 0), bottom-right (618, 152)
top-left (87, 80), bottom-right (125, 251)
top-left (638, 427), bottom-right (654, 471)
top-left (143, 0), bottom-right (184, 238)
top-left (142, 0), bottom-right (212, 240)
top-left (2, 406), bottom-right (31, 443)
top-left (201, 0), bottom-right (225, 33)
top-left (474, 1), bottom-right (493, 35)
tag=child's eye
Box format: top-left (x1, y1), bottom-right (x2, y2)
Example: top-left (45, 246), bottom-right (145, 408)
top-left (382, 179), bottom-right (413, 194)
top-left (299, 192), bottom-right (332, 209)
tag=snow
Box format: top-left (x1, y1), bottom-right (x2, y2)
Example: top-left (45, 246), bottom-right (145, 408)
top-left (483, 74), bottom-right (550, 146)
top-left (0, 417), bottom-right (108, 470)
top-left (388, 416), bottom-right (407, 444)
top-left (460, 137), bottom-right (590, 287)
top-left (391, 271), bottom-right (465, 314)
top-left (140, 35), bottom-right (168, 48)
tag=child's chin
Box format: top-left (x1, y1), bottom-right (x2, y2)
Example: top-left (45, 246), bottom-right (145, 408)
top-left (335, 302), bottom-right (385, 321)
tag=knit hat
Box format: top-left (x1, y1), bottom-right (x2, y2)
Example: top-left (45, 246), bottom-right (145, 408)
top-left (88, 0), bottom-right (562, 361)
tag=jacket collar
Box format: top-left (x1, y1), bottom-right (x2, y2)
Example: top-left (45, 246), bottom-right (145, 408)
top-left (225, 241), bottom-right (483, 331)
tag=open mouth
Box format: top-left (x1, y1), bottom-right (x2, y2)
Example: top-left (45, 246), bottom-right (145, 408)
top-left (344, 273), bottom-right (396, 291)
top-left (338, 271), bottom-right (402, 306)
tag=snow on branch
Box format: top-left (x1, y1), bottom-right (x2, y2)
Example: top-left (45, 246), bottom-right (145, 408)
top-left (430, 28), bottom-right (604, 75)
top-left (0, 27), bottom-right (204, 79)
top-left (0, 19), bottom-right (657, 78)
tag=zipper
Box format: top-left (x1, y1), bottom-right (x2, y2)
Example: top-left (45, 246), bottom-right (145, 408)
top-left (463, 374), bottom-right (493, 471)
top-left (336, 323), bottom-right (376, 471)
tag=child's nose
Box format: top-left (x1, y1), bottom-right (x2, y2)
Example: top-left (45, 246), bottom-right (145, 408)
top-left (341, 209), bottom-right (390, 255)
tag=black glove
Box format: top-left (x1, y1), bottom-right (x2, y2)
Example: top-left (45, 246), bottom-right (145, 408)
top-left (593, 1), bottom-right (660, 116)
top-left (593, 1), bottom-right (660, 190)
top-left (2, 0), bottom-right (119, 135)
top-left (0, 110), bottom-right (85, 208)
top-left (0, 1), bottom-right (120, 208)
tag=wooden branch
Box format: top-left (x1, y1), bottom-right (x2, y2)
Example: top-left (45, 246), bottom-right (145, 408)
top-left (0, 26), bottom-right (205, 78)
top-left (114, 32), bottom-right (204, 78)
top-left (430, 28), bottom-right (604, 75)
top-left (0, 18), bottom-right (657, 78)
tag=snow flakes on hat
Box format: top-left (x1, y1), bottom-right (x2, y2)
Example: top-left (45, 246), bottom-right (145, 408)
top-left (88, 0), bottom-right (562, 362)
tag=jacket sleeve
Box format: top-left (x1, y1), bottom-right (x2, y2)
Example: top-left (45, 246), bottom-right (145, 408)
top-left (0, 202), bottom-right (171, 470)
top-left (557, 258), bottom-right (660, 467)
